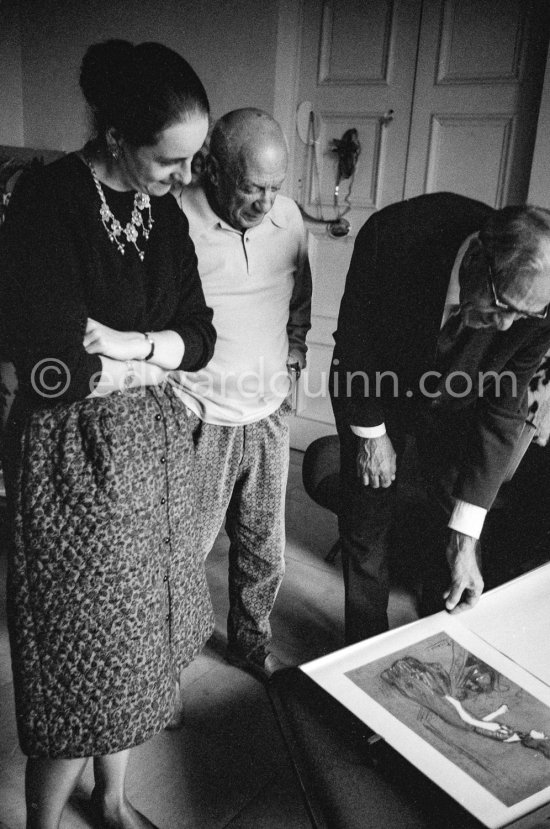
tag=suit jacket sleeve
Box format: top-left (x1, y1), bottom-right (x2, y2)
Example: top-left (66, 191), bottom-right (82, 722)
top-left (332, 212), bottom-right (388, 427)
top-left (456, 323), bottom-right (550, 509)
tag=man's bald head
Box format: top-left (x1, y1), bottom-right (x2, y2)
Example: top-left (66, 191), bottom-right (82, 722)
top-left (205, 108), bottom-right (288, 231)
top-left (210, 108), bottom-right (288, 175)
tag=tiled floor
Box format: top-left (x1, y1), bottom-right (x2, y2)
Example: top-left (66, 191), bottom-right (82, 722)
top-left (0, 450), bottom-right (418, 829)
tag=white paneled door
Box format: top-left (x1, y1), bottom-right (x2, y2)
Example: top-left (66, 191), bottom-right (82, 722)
top-left (403, 0), bottom-right (549, 204)
top-left (287, 0), bottom-right (423, 449)
top-left (278, 0), bottom-right (549, 450)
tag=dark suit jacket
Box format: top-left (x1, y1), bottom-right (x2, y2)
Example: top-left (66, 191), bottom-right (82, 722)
top-left (331, 192), bottom-right (550, 510)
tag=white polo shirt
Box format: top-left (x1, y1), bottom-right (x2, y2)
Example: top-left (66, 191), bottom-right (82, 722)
top-left (171, 183), bottom-right (311, 426)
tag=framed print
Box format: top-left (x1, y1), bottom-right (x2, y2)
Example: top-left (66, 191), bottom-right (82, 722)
top-left (301, 617), bottom-right (550, 828)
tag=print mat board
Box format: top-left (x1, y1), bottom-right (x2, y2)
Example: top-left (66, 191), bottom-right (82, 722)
top-left (301, 618), bottom-right (550, 828)
top-left (459, 562), bottom-right (550, 689)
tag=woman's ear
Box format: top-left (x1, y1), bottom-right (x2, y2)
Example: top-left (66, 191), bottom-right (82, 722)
top-left (105, 127), bottom-right (123, 159)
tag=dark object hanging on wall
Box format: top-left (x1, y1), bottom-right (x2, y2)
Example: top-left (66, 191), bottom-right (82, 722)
top-left (297, 113), bottom-right (361, 238)
top-left (331, 128), bottom-right (361, 184)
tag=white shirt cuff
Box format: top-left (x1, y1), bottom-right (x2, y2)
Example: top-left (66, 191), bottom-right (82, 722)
top-left (351, 423), bottom-right (387, 438)
top-left (448, 499), bottom-right (487, 539)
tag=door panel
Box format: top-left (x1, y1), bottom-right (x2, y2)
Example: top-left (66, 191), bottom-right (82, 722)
top-left (291, 233), bottom-right (355, 450)
top-left (312, 111), bottom-right (385, 211)
top-left (293, 0), bottom-right (422, 232)
top-left (289, 0), bottom-right (423, 450)
top-left (437, 0), bottom-right (524, 82)
top-left (403, 0), bottom-right (549, 204)
top-left (425, 115), bottom-right (513, 205)
top-left (318, 0), bottom-right (394, 83)
top-left (285, 0), bottom-right (549, 450)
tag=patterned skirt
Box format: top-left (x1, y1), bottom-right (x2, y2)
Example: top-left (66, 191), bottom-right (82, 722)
top-left (4, 384), bottom-right (213, 758)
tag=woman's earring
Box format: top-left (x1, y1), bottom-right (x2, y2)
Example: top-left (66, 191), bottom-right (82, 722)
top-left (108, 143), bottom-right (121, 162)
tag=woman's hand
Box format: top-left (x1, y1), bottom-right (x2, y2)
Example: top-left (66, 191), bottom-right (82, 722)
top-left (86, 356), bottom-right (171, 398)
top-left (83, 318), bottom-right (149, 361)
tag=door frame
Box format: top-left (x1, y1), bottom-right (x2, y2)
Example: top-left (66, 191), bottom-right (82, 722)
top-left (274, 0), bottom-right (304, 199)
top-left (528, 46), bottom-right (550, 208)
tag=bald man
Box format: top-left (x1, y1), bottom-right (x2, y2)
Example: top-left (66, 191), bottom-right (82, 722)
top-left (172, 109), bottom-right (312, 679)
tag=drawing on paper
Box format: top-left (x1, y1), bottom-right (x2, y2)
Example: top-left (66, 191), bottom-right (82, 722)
top-left (346, 633), bottom-right (550, 806)
top-left (382, 653), bottom-right (550, 757)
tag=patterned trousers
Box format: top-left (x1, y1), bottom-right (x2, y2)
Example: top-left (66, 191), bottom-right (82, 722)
top-left (187, 401), bottom-right (290, 661)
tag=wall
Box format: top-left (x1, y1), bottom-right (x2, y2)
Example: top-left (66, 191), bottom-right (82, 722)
top-left (4, 0), bottom-right (549, 196)
top-left (0, 0), bottom-right (24, 145)
top-left (16, 0), bottom-right (279, 152)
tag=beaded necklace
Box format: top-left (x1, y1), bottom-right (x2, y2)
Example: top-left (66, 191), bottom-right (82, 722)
top-left (85, 157), bottom-right (154, 261)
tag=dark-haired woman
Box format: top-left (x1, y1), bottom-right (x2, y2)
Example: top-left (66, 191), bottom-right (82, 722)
top-left (0, 40), bottom-right (215, 829)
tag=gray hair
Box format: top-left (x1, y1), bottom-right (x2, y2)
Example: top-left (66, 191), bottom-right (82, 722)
top-left (479, 205), bottom-right (550, 290)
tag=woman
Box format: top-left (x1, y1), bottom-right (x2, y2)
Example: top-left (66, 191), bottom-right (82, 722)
top-left (0, 40), bottom-right (215, 829)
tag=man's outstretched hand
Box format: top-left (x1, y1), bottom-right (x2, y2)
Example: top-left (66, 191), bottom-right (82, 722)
top-left (443, 530), bottom-right (484, 613)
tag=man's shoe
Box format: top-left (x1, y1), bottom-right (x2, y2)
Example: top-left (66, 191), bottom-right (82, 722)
top-left (226, 649), bottom-right (288, 681)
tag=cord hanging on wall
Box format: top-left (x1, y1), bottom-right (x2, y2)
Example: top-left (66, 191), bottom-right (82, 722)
top-left (296, 103), bottom-right (361, 238)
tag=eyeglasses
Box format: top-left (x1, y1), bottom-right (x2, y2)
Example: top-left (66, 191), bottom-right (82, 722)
top-left (487, 264), bottom-right (548, 320)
